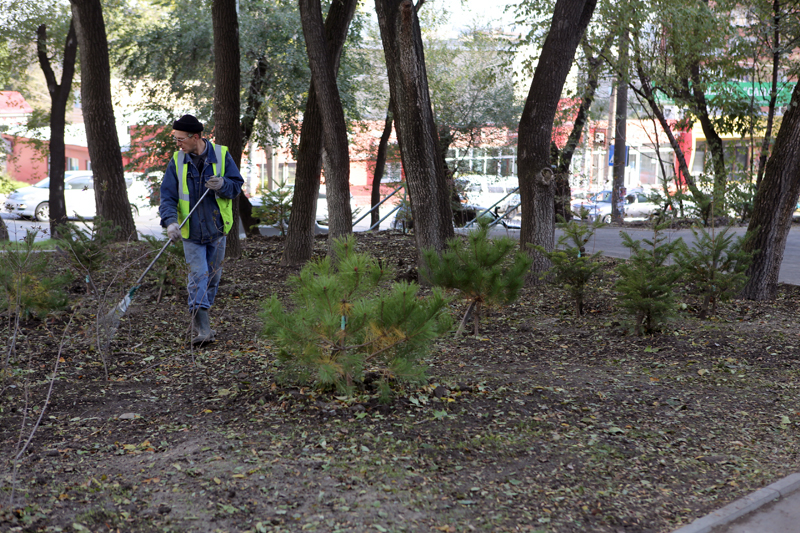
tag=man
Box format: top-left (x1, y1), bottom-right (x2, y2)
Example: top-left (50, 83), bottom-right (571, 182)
top-left (159, 114), bottom-right (243, 344)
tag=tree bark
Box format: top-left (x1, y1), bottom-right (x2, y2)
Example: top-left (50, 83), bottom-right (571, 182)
top-left (37, 21), bottom-right (78, 239)
top-left (282, 0), bottom-right (356, 266)
top-left (517, 0), bottom-right (596, 277)
top-left (611, 32), bottom-right (628, 222)
top-left (70, 0), bottom-right (136, 241)
top-left (375, 0), bottom-right (454, 256)
top-left (741, 82), bottom-right (800, 300)
top-left (371, 101), bottom-right (394, 229)
top-left (239, 55), bottom-right (270, 237)
top-left (212, 0), bottom-right (243, 259)
top-left (299, 0), bottom-right (353, 248)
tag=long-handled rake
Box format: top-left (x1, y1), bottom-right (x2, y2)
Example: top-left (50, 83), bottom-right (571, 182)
top-left (103, 187), bottom-right (212, 340)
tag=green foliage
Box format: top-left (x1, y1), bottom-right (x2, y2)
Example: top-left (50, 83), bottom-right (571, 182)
top-left (422, 219), bottom-right (532, 335)
top-left (140, 234), bottom-right (186, 301)
top-left (0, 174), bottom-right (28, 195)
top-left (57, 216), bottom-right (120, 292)
top-left (615, 224), bottom-right (684, 335)
top-left (674, 225), bottom-right (755, 318)
top-left (0, 230), bottom-right (72, 319)
top-left (251, 180), bottom-right (293, 232)
top-left (534, 218), bottom-right (605, 317)
top-left (260, 236), bottom-right (451, 398)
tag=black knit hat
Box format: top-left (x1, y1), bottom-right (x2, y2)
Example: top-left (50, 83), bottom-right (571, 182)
top-left (172, 114), bottom-right (204, 134)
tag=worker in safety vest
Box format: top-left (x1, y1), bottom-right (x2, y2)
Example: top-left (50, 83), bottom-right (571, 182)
top-left (159, 114), bottom-right (243, 345)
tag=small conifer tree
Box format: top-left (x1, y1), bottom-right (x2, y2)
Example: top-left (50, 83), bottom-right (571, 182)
top-left (534, 218), bottom-right (605, 316)
top-left (57, 215), bottom-right (119, 293)
top-left (261, 235), bottom-right (451, 398)
top-left (616, 223), bottom-right (684, 335)
top-left (252, 179), bottom-right (293, 235)
top-left (674, 225), bottom-right (755, 318)
top-left (421, 219), bottom-right (532, 335)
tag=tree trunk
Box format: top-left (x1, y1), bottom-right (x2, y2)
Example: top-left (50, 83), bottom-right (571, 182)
top-left (38, 21), bottom-right (78, 239)
top-left (740, 82), bottom-right (800, 300)
top-left (70, 0), bottom-right (136, 241)
top-left (375, 0), bottom-right (454, 256)
top-left (756, 0), bottom-right (782, 189)
top-left (282, 0), bottom-right (356, 266)
top-left (239, 55), bottom-right (270, 237)
top-left (371, 101), bottom-right (394, 229)
top-left (212, 0), bottom-right (243, 259)
top-left (517, 0), bottom-right (596, 277)
top-left (299, 0), bottom-right (353, 248)
top-left (554, 40), bottom-right (607, 222)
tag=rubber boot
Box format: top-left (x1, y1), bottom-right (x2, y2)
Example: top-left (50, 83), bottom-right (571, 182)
top-left (191, 308), bottom-right (215, 345)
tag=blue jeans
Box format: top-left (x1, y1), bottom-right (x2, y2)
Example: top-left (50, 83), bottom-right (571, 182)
top-left (182, 236), bottom-right (226, 311)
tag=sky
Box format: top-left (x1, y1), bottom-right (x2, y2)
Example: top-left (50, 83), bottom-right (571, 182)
top-left (432, 0), bottom-right (521, 38)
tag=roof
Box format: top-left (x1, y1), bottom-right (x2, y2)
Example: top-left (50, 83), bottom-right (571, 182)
top-left (0, 91), bottom-right (33, 115)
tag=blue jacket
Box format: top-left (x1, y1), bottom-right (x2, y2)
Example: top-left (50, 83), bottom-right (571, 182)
top-left (159, 139), bottom-right (244, 244)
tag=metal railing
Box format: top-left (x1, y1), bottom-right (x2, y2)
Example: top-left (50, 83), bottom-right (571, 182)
top-left (351, 185), bottom-right (405, 231)
top-left (463, 187), bottom-right (520, 229)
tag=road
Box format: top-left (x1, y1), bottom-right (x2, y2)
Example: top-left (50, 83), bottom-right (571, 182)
top-left (4, 207), bottom-right (799, 286)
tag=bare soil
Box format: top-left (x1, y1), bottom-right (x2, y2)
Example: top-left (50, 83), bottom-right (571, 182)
top-left (1, 231), bottom-right (799, 533)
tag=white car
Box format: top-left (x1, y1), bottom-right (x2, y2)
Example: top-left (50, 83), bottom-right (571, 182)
top-left (4, 171), bottom-right (153, 221)
top-left (457, 175), bottom-right (519, 212)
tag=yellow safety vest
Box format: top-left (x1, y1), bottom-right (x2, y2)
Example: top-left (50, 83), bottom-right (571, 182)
top-left (174, 142), bottom-right (233, 238)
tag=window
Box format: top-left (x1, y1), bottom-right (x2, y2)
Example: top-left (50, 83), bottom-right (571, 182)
top-left (277, 163), bottom-right (297, 185)
top-left (66, 157), bottom-right (80, 171)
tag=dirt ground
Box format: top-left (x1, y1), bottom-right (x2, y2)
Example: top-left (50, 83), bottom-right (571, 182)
top-left (1, 230), bottom-right (799, 533)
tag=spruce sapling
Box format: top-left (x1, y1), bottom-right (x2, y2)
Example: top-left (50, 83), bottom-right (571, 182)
top-left (674, 225), bottom-right (755, 318)
top-left (421, 218), bottom-right (532, 335)
top-left (615, 223), bottom-right (684, 335)
top-left (261, 235), bottom-right (451, 398)
top-left (534, 218), bottom-right (605, 316)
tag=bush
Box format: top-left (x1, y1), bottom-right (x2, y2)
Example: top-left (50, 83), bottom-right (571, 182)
top-left (251, 180), bottom-right (292, 232)
top-left (140, 233), bottom-right (186, 302)
top-left (0, 231), bottom-right (72, 319)
top-left (261, 235), bottom-right (451, 398)
top-left (615, 223), bottom-right (684, 335)
top-left (421, 219), bottom-right (531, 335)
top-left (57, 216), bottom-right (119, 292)
top-left (674, 225), bottom-right (755, 318)
top-left (534, 218), bottom-right (605, 316)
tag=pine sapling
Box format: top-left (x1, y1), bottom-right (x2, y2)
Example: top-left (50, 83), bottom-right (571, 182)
top-left (261, 235), bottom-right (451, 398)
top-left (674, 225), bottom-right (755, 318)
top-left (534, 218), bottom-right (605, 316)
top-left (615, 223), bottom-right (684, 335)
top-left (421, 219), bottom-right (532, 335)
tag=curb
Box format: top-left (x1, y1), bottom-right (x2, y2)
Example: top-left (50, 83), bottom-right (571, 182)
top-left (672, 473), bottom-right (800, 533)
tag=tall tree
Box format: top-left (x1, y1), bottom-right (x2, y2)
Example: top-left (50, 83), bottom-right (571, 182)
top-left (213, 0), bottom-right (244, 259)
top-left (69, 0), bottom-right (136, 240)
top-left (611, 31), bottom-right (628, 223)
top-left (38, 21), bottom-right (78, 238)
top-left (741, 81), bottom-right (800, 300)
top-left (517, 0), bottom-right (596, 277)
top-left (370, 101), bottom-right (394, 229)
top-left (298, 0), bottom-right (353, 246)
top-left (375, 0), bottom-right (454, 255)
top-left (282, 0), bottom-right (357, 266)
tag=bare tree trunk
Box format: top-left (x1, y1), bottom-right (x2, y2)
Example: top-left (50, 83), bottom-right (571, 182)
top-left (375, 0), bottom-right (454, 256)
top-left (611, 36), bottom-right (628, 223)
top-left (282, 0), bottom-right (356, 266)
top-left (299, 0), bottom-right (353, 247)
top-left (239, 55), bottom-right (270, 237)
top-left (371, 101), bottom-right (394, 230)
top-left (741, 82), bottom-right (800, 300)
top-left (69, 0), bottom-right (136, 241)
top-left (212, 0), bottom-right (243, 259)
top-left (38, 22), bottom-right (77, 239)
top-left (756, 0), bottom-right (782, 189)
top-left (518, 0), bottom-right (596, 278)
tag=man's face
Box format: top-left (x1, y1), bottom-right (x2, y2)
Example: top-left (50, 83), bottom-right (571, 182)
top-left (172, 130), bottom-right (203, 155)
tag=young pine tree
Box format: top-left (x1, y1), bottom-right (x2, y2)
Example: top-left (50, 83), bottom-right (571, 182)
top-left (261, 235), bottom-right (451, 398)
top-left (534, 218), bottom-right (605, 317)
top-left (674, 225), bottom-right (755, 318)
top-left (421, 219), bottom-right (532, 335)
top-left (616, 223), bottom-right (684, 335)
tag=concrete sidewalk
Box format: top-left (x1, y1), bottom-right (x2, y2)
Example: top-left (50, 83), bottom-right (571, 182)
top-left (672, 473), bottom-right (800, 533)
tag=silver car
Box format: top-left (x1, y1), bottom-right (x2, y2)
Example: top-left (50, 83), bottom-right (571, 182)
top-left (4, 171), bottom-right (152, 221)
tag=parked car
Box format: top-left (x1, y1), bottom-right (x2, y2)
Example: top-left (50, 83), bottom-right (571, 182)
top-left (571, 189), bottom-right (624, 223)
top-left (248, 184), bottom-right (356, 225)
top-left (4, 171), bottom-right (152, 221)
top-left (624, 190), bottom-right (669, 219)
top-left (456, 175), bottom-right (519, 213)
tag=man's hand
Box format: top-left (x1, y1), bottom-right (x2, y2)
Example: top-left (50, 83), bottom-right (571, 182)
top-left (167, 222), bottom-right (181, 242)
top-left (205, 176), bottom-right (224, 191)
